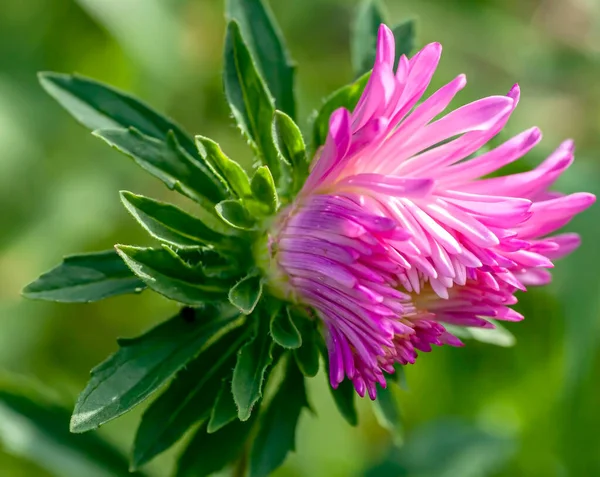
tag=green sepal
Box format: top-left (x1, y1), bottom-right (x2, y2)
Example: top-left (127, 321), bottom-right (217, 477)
top-left (115, 246), bottom-right (231, 305)
top-left (272, 110), bottom-right (309, 196)
top-left (215, 199), bottom-right (257, 230)
top-left (293, 311), bottom-right (321, 377)
top-left (175, 418), bottom-right (256, 477)
top-left (311, 72), bottom-right (370, 151)
top-left (372, 385), bottom-right (403, 446)
top-left (70, 306), bottom-right (243, 433)
top-left (232, 314), bottom-right (274, 421)
top-left (22, 250), bottom-right (145, 303)
top-left (226, 0), bottom-right (296, 119)
top-left (250, 165), bottom-right (279, 214)
top-left (223, 21), bottom-right (282, 181)
top-left (131, 325), bottom-right (249, 469)
top-left (228, 271), bottom-right (263, 315)
top-left (195, 135), bottom-right (252, 199)
top-left (38, 72), bottom-right (197, 158)
top-left (94, 127), bottom-right (227, 208)
top-left (352, 0), bottom-right (387, 77)
top-left (207, 379), bottom-right (239, 434)
top-left (270, 306), bottom-right (302, 349)
top-left (120, 191), bottom-right (237, 250)
top-left (249, 359), bottom-right (308, 477)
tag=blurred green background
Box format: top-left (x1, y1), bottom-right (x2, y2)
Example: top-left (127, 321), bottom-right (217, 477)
top-left (2, 0), bottom-right (600, 475)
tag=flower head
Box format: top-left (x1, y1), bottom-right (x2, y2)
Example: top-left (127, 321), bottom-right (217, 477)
top-left (266, 24), bottom-right (595, 399)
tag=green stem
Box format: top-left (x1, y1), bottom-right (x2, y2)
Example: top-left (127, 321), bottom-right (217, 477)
top-left (233, 442), bottom-right (249, 477)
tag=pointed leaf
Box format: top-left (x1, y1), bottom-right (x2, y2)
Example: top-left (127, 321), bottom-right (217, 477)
top-left (330, 378), bottom-right (359, 427)
top-left (224, 21), bottom-right (281, 181)
top-left (22, 250), bottom-right (145, 303)
top-left (229, 272), bottom-right (263, 314)
top-left (0, 377), bottom-right (143, 477)
top-left (372, 386), bottom-right (403, 445)
top-left (95, 128), bottom-right (227, 206)
top-left (312, 72), bottom-right (370, 150)
top-left (70, 306), bottom-right (243, 433)
top-left (131, 326), bottom-right (249, 469)
top-left (292, 310), bottom-right (321, 377)
top-left (352, 0), bottom-right (387, 77)
top-left (232, 316), bottom-right (274, 420)
top-left (444, 321), bottom-right (516, 348)
top-left (226, 0), bottom-right (296, 118)
top-left (216, 199), bottom-right (256, 230)
top-left (116, 246), bottom-right (230, 306)
top-left (207, 379), bottom-right (239, 434)
top-left (175, 419), bottom-right (255, 477)
top-left (270, 307), bottom-right (301, 349)
top-left (120, 191), bottom-right (236, 250)
top-left (250, 166), bottom-right (278, 213)
top-left (38, 72), bottom-right (197, 157)
top-left (392, 19), bottom-right (416, 60)
top-left (273, 110), bottom-right (308, 194)
top-left (196, 135), bottom-right (251, 199)
top-left (249, 360), bottom-right (308, 477)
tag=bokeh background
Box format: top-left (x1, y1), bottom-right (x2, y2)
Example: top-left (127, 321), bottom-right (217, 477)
top-left (1, 0), bottom-right (600, 475)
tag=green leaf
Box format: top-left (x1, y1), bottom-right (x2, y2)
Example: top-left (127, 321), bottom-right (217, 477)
top-left (195, 135), bottom-right (252, 199)
top-left (352, 0), bottom-right (387, 77)
top-left (38, 72), bottom-right (197, 158)
top-left (0, 377), bottom-right (143, 477)
top-left (229, 272), bottom-right (263, 314)
top-left (273, 110), bottom-right (309, 195)
top-left (330, 378), bottom-right (359, 427)
top-left (232, 316), bottom-right (274, 420)
top-left (22, 250), bottom-right (145, 303)
top-left (120, 191), bottom-right (236, 250)
top-left (373, 386), bottom-right (403, 446)
top-left (312, 72), bottom-right (370, 150)
top-left (207, 379), bottom-right (239, 434)
top-left (175, 418), bottom-right (255, 477)
top-left (270, 307), bottom-right (302, 349)
top-left (95, 128), bottom-right (227, 207)
top-left (444, 321), bottom-right (516, 348)
top-left (116, 246), bottom-right (231, 305)
top-left (250, 165), bottom-right (278, 213)
top-left (226, 0), bottom-right (296, 118)
top-left (70, 305), bottom-right (243, 433)
top-left (224, 21), bottom-right (281, 181)
top-left (292, 309), bottom-right (321, 377)
top-left (249, 360), bottom-right (308, 477)
top-left (392, 19), bottom-right (416, 60)
top-left (131, 326), bottom-right (249, 469)
top-left (215, 199), bottom-right (257, 230)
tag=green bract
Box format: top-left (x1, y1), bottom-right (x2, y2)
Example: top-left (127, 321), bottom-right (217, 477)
top-left (23, 0), bottom-right (421, 474)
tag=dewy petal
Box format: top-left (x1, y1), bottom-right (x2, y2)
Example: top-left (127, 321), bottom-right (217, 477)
top-left (265, 24), bottom-right (595, 399)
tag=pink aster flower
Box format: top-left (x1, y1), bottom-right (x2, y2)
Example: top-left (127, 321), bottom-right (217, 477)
top-left (268, 24), bottom-right (595, 399)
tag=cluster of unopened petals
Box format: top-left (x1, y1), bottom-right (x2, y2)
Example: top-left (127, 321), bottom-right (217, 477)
top-left (267, 24), bottom-right (595, 399)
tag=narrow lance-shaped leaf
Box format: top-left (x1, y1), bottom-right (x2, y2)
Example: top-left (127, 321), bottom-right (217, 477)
top-left (0, 377), bottom-right (144, 477)
top-left (249, 360), bottom-right (309, 477)
top-left (38, 72), bottom-right (197, 157)
top-left (232, 315), bottom-right (274, 420)
top-left (120, 191), bottom-right (237, 250)
top-left (444, 321), bottom-right (516, 347)
top-left (273, 110), bottom-right (309, 195)
top-left (226, 0), bottom-right (296, 118)
top-left (207, 379), bottom-right (239, 434)
top-left (116, 246), bottom-right (231, 306)
top-left (372, 386), bottom-right (403, 446)
top-left (175, 418), bottom-right (256, 477)
top-left (321, 345), bottom-right (358, 426)
top-left (22, 250), bottom-right (145, 303)
top-left (292, 309), bottom-right (321, 377)
top-left (95, 128), bottom-right (227, 207)
top-left (70, 305), bottom-right (243, 433)
top-left (312, 72), bottom-right (370, 150)
top-left (352, 0), bottom-right (387, 77)
top-left (392, 19), bottom-right (416, 61)
top-left (224, 21), bottom-right (282, 181)
top-left (131, 326), bottom-right (249, 469)
top-left (250, 165), bottom-right (279, 214)
top-left (196, 135), bottom-right (252, 199)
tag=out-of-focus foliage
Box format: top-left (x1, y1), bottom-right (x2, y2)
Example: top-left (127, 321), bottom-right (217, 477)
top-left (1, 0), bottom-right (600, 475)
